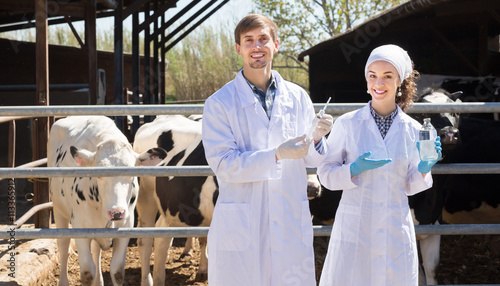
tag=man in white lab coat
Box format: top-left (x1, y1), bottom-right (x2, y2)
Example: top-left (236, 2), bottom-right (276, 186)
top-left (202, 14), bottom-right (333, 286)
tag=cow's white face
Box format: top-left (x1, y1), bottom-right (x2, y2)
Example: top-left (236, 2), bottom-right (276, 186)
top-left (422, 91), bottom-right (461, 128)
top-left (71, 140), bottom-right (140, 222)
top-left (413, 89), bottom-right (462, 150)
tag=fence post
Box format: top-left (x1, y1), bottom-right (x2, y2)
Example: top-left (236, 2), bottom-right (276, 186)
top-left (34, 0), bottom-right (50, 228)
top-left (8, 120), bottom-right (16, 225)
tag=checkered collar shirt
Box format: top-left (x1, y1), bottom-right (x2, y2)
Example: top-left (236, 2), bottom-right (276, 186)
top-left (370, 103), bottom-right (398, 139)
top-left (244, 73), bottom-right (277, 119)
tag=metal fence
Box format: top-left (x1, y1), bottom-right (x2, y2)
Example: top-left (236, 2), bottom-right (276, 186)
top-left (0, 102), bottom-right (500, 117)
top-left (1, 103), bottom-right (500, 286)
top-left (2, 224), bottom-right (500, 240)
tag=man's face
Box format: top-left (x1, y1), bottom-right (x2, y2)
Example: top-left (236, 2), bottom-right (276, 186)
top-left (236, 26), bottom-right (279, 70)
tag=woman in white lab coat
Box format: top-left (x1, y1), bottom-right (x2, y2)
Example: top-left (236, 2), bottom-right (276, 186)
top-left (318, 44), bottom-right (442, 286)
top-left (202, 14), bottom-right (333, 286)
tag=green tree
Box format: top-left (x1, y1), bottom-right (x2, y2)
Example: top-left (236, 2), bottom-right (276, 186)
top-left (253, 0), bottom-right (406, 71)
top-left (164, 24), bottom-right (242, 101)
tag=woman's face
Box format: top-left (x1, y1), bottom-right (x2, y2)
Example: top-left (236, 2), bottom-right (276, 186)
top-left (366, 60), bottom-right (401, 105)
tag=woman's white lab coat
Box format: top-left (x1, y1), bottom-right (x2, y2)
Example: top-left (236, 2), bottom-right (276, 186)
top-left (318, 103), bottom-right (432, 286)
top-left (202, 70), bottom-right (325, 286)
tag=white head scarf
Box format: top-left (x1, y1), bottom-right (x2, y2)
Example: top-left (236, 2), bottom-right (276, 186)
top-left (364, 44), bottom-right (412, 81)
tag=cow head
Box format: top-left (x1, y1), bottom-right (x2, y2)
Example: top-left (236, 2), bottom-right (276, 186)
top-left (412, 88), bottom-right (462, 155)
top-left (70, 140), bottom-right (166, 223)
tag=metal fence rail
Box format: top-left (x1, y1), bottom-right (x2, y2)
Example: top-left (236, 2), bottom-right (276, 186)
top-left (1, 103), bottom-right (499, 286)
top-left (1, 102), bottom-right (500, 117)
top-left (0, 163), bottom-right (499, 180)
top-left (3, 224), bottom-right (500, 240)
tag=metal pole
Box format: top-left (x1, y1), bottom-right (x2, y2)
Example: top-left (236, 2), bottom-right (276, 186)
top-left (7, 120), bottom-right (15, 225)
top-left (131, 9), bottom-right (140, 136)
top-left (86, 0), bottom-right (97, 105)
top-left (143, 0), bottom-right (153, 123)
top-left (34, 0), bottom-right (50, 229)
top-left (160, 11), bottom-right (166, 105)
top-left (2, 224), bottom-right (500, 240)
top-left (0, 164), bottom-right (499, 179)
top-left (153, 0), bottom-right (159, 107)
top-left (0, 83), bottom-right (90, 91)
top-left (1, 102), bottom-right (500, 117)
top-left (114, 0), bottom-right (125, 132)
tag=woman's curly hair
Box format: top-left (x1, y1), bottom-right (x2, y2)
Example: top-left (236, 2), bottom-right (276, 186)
top-left (396, 61), bottom-right (420, 112)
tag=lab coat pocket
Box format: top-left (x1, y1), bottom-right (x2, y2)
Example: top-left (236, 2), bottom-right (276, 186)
top-left (301, 200), bottom-right (314, 246)
top-left (216, 203), bottom-right (251, 251)
top-left (333, 203), bottom-right (360, 243)
top-left (274, 113), bottom-right (297, 138)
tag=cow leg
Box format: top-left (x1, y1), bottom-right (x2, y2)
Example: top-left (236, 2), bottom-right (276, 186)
top-left (152, 216), bottom-right (173, 286)
top-left (110, 237), bottom-right (129, 286)
top-left (419, 232), bottom-right (441, 285)
top-left (196, 237), bottom-right (208, 281)
top-left (180, 237), bottom-right (194, 261)
top-left (54, 210), bottom-right (71, 286)
top-left (75, 238), bottom-right (95, 286)
top-left (91, 240), bottom-right (103, 286)
top-left (136, 178), bottom-right (157, 286)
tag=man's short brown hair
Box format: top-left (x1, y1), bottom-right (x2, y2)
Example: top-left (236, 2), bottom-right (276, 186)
top-left (234, 14), bottom-right (278, 45)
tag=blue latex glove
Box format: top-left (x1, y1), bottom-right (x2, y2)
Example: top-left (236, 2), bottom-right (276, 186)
top-left (350, 151), bottom-right (392, 176)
top-left (417, 137), bottom-right (442, 174)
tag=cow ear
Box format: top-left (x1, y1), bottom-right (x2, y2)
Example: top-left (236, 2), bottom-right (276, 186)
top-left (70, 146), bottom-right (95, 166)
top-left (137, 147), bottom-right (167, 166)
top-left (450, 91), bottom-right (463, 101)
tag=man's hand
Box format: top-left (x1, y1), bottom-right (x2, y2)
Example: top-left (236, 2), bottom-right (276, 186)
top-left (275, 135), bottom-right (311, 160)
top-left (312, 114), bottom-right (334, 142)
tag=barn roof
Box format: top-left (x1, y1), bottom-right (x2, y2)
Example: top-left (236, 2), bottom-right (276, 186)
top-left (0, 0), bottom-right (150, 28)
top-left (298, 0), bottom-right (500, 104)
top-left (298, 0), bottom-right (452, 62)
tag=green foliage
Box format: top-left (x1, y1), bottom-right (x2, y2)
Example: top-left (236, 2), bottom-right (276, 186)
top-left (164, 25), bottom-right (242, 101)
top-left (164, 23), bottom-right (309, 99)
top-left (252, 0), bottom-right (407, 70)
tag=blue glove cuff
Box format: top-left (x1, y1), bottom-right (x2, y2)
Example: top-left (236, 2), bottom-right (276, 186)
top-left (350, 162), bottom-right (361, 176)
top-left (418, 161), bottom-right (433, 174)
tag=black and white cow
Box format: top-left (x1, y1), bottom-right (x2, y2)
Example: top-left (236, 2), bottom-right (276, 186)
top-left (48, 116), bottom-right (165, 286)
top-left (413, 115), bottom-right (500, 284)
top-left (133, 115), bottom-right (215, 286)
top-left (133, 115), bottom-right (323, 285)
top-left (438, 116), bottom-right (500, 224)
top-left (310, 89), bottom-right (462, 285)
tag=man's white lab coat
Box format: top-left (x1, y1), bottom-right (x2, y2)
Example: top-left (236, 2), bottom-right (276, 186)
top-left (202, 70), bottom-right (325, 286)
top-left (318, 103), bottom-right (432, 286)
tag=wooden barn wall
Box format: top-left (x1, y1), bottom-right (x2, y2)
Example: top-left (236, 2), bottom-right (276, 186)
top-left (0, 38), bottom-right (154, 106)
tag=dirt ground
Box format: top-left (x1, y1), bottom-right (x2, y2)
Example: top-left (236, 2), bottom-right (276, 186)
top-left (2, 200), bottom-right (500, 285)
top-left (36, 234), bottom-right (500, 285)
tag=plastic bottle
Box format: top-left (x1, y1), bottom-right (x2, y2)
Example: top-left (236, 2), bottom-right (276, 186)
top-left (419, 118), bottom-right (438, 161)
